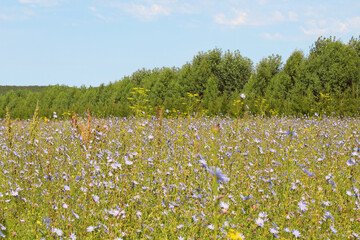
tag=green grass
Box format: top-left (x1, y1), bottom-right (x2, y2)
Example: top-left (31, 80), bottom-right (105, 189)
top-left (0, 115), bottom-right (360, 239)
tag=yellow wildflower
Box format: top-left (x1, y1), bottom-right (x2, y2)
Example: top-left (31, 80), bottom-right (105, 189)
top-left (227, 229), bottom-right (244, 240)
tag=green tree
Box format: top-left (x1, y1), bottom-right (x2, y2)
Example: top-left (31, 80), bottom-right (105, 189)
top-left (306, 36), bottom-right (360, 96)
top-left (283, 50), bottom-right (305, 93)
top-left (203, 76), bottom-right (221, 115)
top-left (349, 36), bottom-right (360, 57)
top-left (244, 54), bottom-right (282, 97)
top-left (216, 50), bottom-right (252, 95)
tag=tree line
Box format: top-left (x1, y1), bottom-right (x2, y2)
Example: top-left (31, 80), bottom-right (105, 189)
top-left (1, 36), bottom-right (360, 119)
top-left (0, 85), bottom-right (47, 95)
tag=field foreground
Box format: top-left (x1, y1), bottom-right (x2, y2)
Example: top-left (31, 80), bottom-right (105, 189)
top-left (1, 116), bottom-right (360, 239)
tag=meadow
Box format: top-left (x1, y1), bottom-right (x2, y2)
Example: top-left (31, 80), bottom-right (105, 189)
top-left (0, 110), bottom-right (360, 239)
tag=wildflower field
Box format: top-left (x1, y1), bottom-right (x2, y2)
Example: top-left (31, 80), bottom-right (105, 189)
top-left (1, 112), bottom-right (360, 239)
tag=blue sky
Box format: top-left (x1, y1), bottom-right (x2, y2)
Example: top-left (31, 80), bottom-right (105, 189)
top-left (1, 0), bottom-right (359, 87)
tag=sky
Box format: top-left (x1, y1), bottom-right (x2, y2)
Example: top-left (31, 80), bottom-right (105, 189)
top-left (0, 0), bottom-right (359, 87)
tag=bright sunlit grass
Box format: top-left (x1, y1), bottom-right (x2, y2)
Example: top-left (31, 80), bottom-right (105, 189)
top-left (1, 114), bottom-right (360, 239)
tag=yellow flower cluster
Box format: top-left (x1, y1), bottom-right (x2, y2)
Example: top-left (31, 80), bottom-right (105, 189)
top-left (227, 229), bottom-right (244, 240)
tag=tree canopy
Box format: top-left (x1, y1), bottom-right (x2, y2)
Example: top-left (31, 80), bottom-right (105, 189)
top-left (1, 36), bottom-right (360, 119)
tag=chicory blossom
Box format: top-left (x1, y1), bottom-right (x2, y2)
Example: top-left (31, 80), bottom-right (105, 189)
top-left (220, 201), bottom-right (229, 210)
top-left (208, 166), bottom-right (229, 183)
top-left (330, 225), bottom-right (337, 234)
top-left (93, 195), bottom-right (100, 203)
top-left (298, 201), bottom-right (308, 212)
top-left (302, 168), bottom-right (315, 177)
top-left (292, 229), bottom-right (301, 238)
top-left (207, 224), bottom-right (215, 230)
top-left (52, 228), bottom-right (63, 236)
top-left (69, 233), bottom-right (77, 240)
top-left (270, 227), bottom-right (279, 238)
top-left (240, 194), bottom-right (253, 200)
top-left (255, 218), bottom-right (265, 227)
top-left (347, 158), bottom-right (356, 166)
top-left (72, 210), bottom-right (79, 219)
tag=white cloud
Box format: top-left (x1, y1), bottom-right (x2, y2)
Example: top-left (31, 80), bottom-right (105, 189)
top-left (122, 2), bottom-right (171, 20)
top-left (0, 8), bottom-right (35, 21)
top-left (256, 0), bottom-right (268, 5)
top-left (89, 6), bottom-right (107, 20)
top-left (177, 2), bottom-right (200, 14)
top-left (301, 17), bottom-right (360, 35)
top-left (215, 8), bottom-right (293, 27)
top-left (105, 0), bottom-right (202, 21)
top-left (300, 20), bottom-right (328, 35)
top-left (288, 11), bottom-right (298, 22)
top-left (263, 32), bottom-right (284, 40)
top-left (89, 6), bottom-right (97, 12)
top-left (344, 16), bottom-right (360, 32)
top-left (19, 0), bottom-right (59, 6)
top-left (272, 10), bottom-right (285, 22)
top-left (303, 6), bottom-right (325, 18)
top-left (0, 14), bottom-right (13, 21)
top-left (215, 9), bottom-right (247, 26)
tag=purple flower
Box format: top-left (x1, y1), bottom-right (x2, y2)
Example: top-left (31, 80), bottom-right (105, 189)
top-left (270, 227), bottom-right (279, 238)
top-left (240, 194), bottom-right (253, 200)
top-left (72, 210), bottom-right (79, 219)
top-left (220, 201), bottom-right (229, 209)
top-left (324, 211), bottom-right (334, 221)
top-left (199, 159), bottom-right (207, 167)
top-left (208, 166), bottom-right (229, 183)
top-left (292, 229), bottom-right (301, 238)
top-left (298, 201), bottom-right (308, 212)
top-left (52, 228), bottom-right (63, 236)
top-left (69, 232), bottom-right (77, 240)
top-left (125, 159), bottom-right (133, 165)
top-left (330, 225), bottom-right (337, 234)
top-left (259, 212), bottom-right (268, 218)
top-left (93, 195), bottom-right (100, 203)
top-left (255, 218), bottom-right (265, 227)
top-left (302, 168), bottom-right (315, 177)
top-left (87, 226), bottom-right (95, 232)
top-left (347, 158), bottom-right (356, 166)
top-left (328, 180), bottom-right (336, 186)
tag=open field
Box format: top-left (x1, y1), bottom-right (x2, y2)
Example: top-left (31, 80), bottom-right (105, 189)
top-left (1, 115), bottom-right (360, 239)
